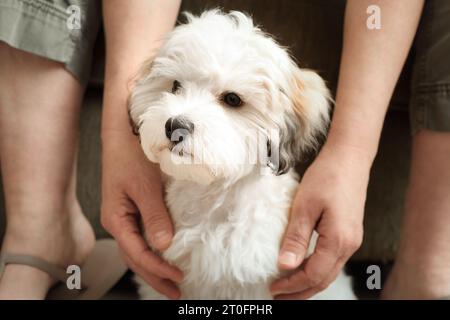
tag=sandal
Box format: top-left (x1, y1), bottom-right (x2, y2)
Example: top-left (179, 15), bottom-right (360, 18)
top-left (0, 239), bottom-right (128, 299)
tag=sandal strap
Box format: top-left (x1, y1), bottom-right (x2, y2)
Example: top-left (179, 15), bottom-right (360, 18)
top-left (0, 253), bottom-right (70, 284)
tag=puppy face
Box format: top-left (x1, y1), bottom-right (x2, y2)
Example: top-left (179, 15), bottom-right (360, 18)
top-left (130, 10), bottom-right (330, 185)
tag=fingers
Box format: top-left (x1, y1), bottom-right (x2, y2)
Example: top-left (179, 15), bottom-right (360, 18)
top-left (133, 185), bottom-right (174, 251)
top-left (273, 258), bottom-right (344, 300)
top-left (102, 191), bottom-right (183, 298)
top-left (123, 255), bottom-right (181, 300)
top-left (272, 240), bottom-right (338, 296)
top-left (272, 224), bottom-right (362, 299)
top-left (278, 192), bottom-right (317, 270)
top-left (114, 213), bottom-right (183, 283)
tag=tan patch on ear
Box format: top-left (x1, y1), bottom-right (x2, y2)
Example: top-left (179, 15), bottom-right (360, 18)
top-left (292, 69), bottom-right (330, 116)
top-left (289, 70), bottom-right (311, 136)
top-left (137, 58), bottom-right (155, 80)
top-left (129, 58), bottom-right (154, 90)
top-left (127, 56), bottom-right (156, 93)
top-left (287, 68), bottom-right (331, 151)
top-left (126, 57), bottom-right (155, 136)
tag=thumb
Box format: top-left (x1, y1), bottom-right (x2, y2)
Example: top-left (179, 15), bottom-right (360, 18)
top-left (135, 191), bottom-right (174, 251)
top-left (278, 203), bottom-right (316, 270)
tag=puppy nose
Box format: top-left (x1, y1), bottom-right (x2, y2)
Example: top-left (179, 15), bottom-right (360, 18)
top-left (165, 116), bottom-right (194, 143)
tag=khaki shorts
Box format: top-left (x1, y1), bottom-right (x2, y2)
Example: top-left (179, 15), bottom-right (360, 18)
top-left (0, 0), bottom-right (101, 85)
top-left (409, 0), bottom-right (450, 133)
top-left (1, 0), bottom-right (449, 133)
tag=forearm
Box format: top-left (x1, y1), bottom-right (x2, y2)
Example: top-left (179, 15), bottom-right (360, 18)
top-left (101, 0), bottom-right (180, 136)
top-left (326, 0), bottom-right (424, 164)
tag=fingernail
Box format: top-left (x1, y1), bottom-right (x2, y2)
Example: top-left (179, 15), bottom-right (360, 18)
top-left (170, 291), bottom-right (181, 300)
top-left (270, 287), bottom-right (280, 296)
top-left (153, 231), bottom-right (171, 246)
top-left (279, 251), bottom-right (297, 267)
top-left (172, 268), bottom-right (184, 283)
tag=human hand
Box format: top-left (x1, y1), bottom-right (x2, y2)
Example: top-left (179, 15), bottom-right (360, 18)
top-left (271, 144), bottom-right (371, 299)
top-left (101, 130), bottom-right (183, 299)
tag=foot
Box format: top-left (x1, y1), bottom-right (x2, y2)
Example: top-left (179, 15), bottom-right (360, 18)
top-left (0, 200), bottom-right (95, 299)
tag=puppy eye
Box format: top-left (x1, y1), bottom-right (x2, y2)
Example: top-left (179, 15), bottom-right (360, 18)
top-left (172, 80), bottom-right (181, 94)
top-left (222, 92), bottom-right (243, 107)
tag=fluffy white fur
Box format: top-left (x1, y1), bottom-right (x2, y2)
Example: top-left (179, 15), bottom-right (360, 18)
top-left (130, 10), bottom-right (355, 300)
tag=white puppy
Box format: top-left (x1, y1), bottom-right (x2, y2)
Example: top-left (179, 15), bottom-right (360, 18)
top-left (129, 10), bottom-right (355, 300)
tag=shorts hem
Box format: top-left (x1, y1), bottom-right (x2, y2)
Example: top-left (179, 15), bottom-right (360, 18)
top-left (410, 83), bottom-right (450, 134)
top-left (0, 0), bottom-right (94, 84)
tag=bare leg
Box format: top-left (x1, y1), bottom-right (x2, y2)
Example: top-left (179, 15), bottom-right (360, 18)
top-left (382, 130), bottom-right (450, 299)
top-left (0, 42), bottom-right (95, 299)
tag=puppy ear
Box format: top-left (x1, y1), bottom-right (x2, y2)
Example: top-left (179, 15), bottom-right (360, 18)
top-left (128, 57), bottom-right (155, 136)
top-left (128, 108), bottom-right (141, 136)
top-left (271, 66), bottom-right (330, 175)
